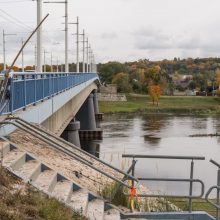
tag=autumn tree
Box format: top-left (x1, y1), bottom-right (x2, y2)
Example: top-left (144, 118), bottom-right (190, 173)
top-left (148, 85), bottom-right (162, 106)
top-left (112, 72), bottom-right (132, 93)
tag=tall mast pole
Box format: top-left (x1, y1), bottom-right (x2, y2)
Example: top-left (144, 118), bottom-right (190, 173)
top-left (65, 0), bottom-right (68, 72)
top-left (3, 30), bottom-right (6, 71)
top-left (82, 29), bottom-right (85, 73)
top-left (37, 0), bottom-right (43, 72)
top-left (21, 39), bottom-right (24, 72)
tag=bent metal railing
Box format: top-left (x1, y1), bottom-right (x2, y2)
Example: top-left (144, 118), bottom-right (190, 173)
top-left (205, 159), bottom-right (220, 220)
top-left (122, 154), bottom-right (205, 213)
top-left (1, 72), bottom-right (98, 115)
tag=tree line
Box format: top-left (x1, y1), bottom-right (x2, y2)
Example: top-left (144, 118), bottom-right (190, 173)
top-left (97, 58), bottom-right (220, 96)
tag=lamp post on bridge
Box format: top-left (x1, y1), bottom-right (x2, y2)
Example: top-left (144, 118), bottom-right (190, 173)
top-left (3, 30), bottom-right (16, 71)
top-left (44, 0), bottom-right (69, 73)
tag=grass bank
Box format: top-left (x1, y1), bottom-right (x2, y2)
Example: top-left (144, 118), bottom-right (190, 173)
top-left (99, 94), bottom-right (220, 115)
top-left (0, 167), bottom-right (87, 220)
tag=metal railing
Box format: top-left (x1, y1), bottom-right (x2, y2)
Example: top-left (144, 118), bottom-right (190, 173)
top-left (122, 154), bottom-right (206, 213)
top-left (205, 159), bottom-right (220, 220)
top-left (1, 72), bottom-right (98, 115)
top-left (0, 119), bottom-right (138, 189)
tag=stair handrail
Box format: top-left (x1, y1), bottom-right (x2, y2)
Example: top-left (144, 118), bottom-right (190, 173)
top-left (6, 116), bottom-right (138, 183)
top-left (0, 120), bottom-right (136, 189)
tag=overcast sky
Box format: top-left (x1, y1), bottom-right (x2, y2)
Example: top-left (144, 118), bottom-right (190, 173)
top-left (0, 0), bottom-right (220, 66)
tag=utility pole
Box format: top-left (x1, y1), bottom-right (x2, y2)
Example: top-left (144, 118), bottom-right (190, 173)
top-left (86, 38), bottom-right (89, 73)
top-left (81, 29), bottom-right (85, 72)
top-left (56, 57), bottom-right (59, 72)
top-left (69, 16), bottom-right (79, 72)
top-left (43, 49), bottom-right (49, 72)
top-left (44, 0), bottom-right (68, 72)
top-left (89, 46), bottom-right (92, 72)
top-left (37, 0), bottom-right (43, 72)
top-left (21, 39), bottom-right (24, 72)
top-left (51, 52), bottom-right (53, 72)
top-left (3, 30), bottom-right (16, 71)
top-left (34, 45), bottom-right (37, 71)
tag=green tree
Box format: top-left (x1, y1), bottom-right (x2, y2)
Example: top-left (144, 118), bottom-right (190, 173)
top-left (112, 72), bottom-right (132, 93)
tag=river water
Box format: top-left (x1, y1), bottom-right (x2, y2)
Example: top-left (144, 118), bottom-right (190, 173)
top-left (96, 114), bottom-right (220, 197)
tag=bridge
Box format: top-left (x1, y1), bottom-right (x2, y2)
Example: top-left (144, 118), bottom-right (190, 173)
top-left (0, 71), bottom-right (219, 220)
top-left (0, 72), bottom-right (102, 148)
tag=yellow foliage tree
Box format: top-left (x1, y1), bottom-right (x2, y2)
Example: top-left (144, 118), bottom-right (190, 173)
top-left (149, 85), bottom-right (162, 106)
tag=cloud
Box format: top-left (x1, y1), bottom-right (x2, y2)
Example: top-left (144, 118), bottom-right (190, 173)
top-left (100, 32), bottom-right (117, 39)
top-left (133, 27), bottom-right (173, 50)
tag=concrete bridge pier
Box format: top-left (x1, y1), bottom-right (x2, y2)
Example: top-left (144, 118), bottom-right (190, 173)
top-left (76, 94), bottom-right (97, 130)
top-left (93, 90), bottom-right (104, 128)
top-left (76, 93), bottom-right (103, 140)
top-left (93, 89), bottom-right (99, 115)
top-left (61, 120), bottom-right (81, 148)
top-left (80, 140), bottom-right (100, 158)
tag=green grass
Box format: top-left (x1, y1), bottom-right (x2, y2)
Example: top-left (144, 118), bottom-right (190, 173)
top-left (170, 198), bottom-right (218, 218)
top-left (99, 94), bottom-right (220, 115)
top-left (0, 167), bottom-right (87, 220)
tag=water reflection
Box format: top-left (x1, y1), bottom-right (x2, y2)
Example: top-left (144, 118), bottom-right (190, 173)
top-left (99, 114), bottom-right (220, 196)
top-left (143, 135), bottom-right (161, 146)
top-left (81, 140), bottom-right (100, 158)
top-left (141, 114), bottom-right (170, 133)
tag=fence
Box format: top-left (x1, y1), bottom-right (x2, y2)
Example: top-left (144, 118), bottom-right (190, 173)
top-left (122, 154), bottom-right (206, 213)
top-left (1, 72), bottom-right (98, 115)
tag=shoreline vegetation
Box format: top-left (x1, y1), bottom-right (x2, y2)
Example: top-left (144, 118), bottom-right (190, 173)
top-left (99, 94), bottom-right (220, 115)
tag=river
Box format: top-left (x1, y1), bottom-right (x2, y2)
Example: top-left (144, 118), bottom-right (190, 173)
top-left (93, 114), bottom-right (220, 197)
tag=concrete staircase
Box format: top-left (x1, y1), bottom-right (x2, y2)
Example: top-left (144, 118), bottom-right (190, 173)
top-left (0, 141), bottom-right (121, 220)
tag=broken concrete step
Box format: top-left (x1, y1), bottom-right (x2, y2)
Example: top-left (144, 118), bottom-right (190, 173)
top-left (16, 158), bottom-right (40, 180)
top-left (68, 189), bottom-right (89, 215)
top-left (2, 149), bottom-right (25, 168)
top-left (104, 208), bottom-right (121, 220)
top-left (87, 198), bottom-right (105, 220)
top-left (0, 142), bottom-right (10, 158)
top-left (34, 168), bottom-right (57, 193)
top-left (51, 177), bottom-right (73, 203)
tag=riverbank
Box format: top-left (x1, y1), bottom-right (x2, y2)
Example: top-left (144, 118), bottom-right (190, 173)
top-left (99, 94), bottom-right (220, 115)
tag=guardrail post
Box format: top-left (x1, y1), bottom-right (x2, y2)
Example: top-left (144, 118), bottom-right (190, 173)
top-left (42, 74), bottom-right (44, 101)
top-left (189, 159), bottom-right (194, 213)
top-left (23, 75), bottom-right (26, 110)
top-left (34, 74), bottom-right (36, 106)
top-left (132, 157), bottom-right (135, 188)
top-left (10, 77), bottom-right (14, 114)
top-left (217, 168), bottom-right (220, 220)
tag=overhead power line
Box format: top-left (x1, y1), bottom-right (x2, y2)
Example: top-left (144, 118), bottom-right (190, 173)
top-left (0, 0), bottom-right (30, 4)
top-left (0, 9), bottom-right (33, 31)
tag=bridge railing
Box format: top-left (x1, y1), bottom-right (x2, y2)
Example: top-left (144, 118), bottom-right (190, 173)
top-left (1, 72), bottom-right (98, 115)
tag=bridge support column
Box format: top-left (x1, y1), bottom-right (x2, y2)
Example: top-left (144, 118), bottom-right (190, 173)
top-left (76, 94), bottom-right (97, 130)
top-left (76, 93), bottom-right (103, 140)
top-left (93, 89), bottom-right (104, 128)
top-left (93, 89), bottom-right (99, 114)
top-left (61, 120), bottom-right (81, 148)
